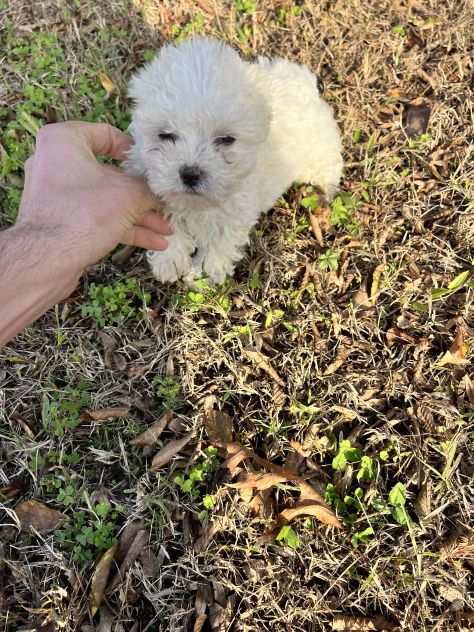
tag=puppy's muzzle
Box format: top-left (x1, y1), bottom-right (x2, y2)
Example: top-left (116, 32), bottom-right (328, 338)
top-left (180, 165), bottom-right (205, 190)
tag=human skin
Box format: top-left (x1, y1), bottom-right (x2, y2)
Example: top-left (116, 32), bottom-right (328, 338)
top-left (0, 121), bottom-right (172, 347)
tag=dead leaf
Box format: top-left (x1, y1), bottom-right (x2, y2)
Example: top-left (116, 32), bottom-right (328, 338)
top-left (0, 479), bottom-right (28, 499)
top-left (222, 442), bottom-right (252, 474)
top-left (204, 409), bottom-right (233, 446)
top-left (370, 264), bottom-right (385, 302)
top-left (298, 480), bottom-right (328, 506)
top-left (116, 520), bottom-right (146, 563)
top-left (108, 529), bottom-right (147, 592)
top-left (90, 543), bottom-right (118, 616)
top-left (129, 410), bottom-right (172, 448)
top-left (97, 331), bottom-right (117, 369)
top-left (111, 245), bottom-right (136, 266)
top-left (386, 327), bottom-right (418, 347)
top-left (436, 325), bottom-right (469, 367)
top-left (403, 99), bottom-right (431, 137)
top-left (332, 614), bottom-right (398, 631)
top-left (97, 605), bottom-right (114, 632)
top-left (194, 614), bottom-right (207, 632)
top-left (440, 533), bottom-right (474, 562)
top-left (243, 348), bottom-right (285, 387)
top-left (99, 72), bottom-right (116, 99)
top-left (151, 431), bottom-right (194, 470)
top-left (193, 517), bottom-right (228, 554)
top-left (248, 489), bottom-right (273, 518)
top-left (352, 287), bottom-right (371, 308)
top-left (15, 500), bottom-right (66, 533)
top-left (228, 472), bottom-right (288, 492)
top-left (461, 374), bottom-right (474, 404)
top-left (323, 347), bottom-right (351, 376)
top-left (289, 441), bottom-right (311, 458)
top-left (194, 585), bottom-right (208, 632)
top-left (81, 406), bottom-right (130, 422)
top-left (280, 500), bottom-right (342, 528)
top-left (309, 210), bottom-right (324, 246)
top-left (331, 405), bottom-right (358, 421)
top-left (139, 547), bottom-right (162, 578)
top-left (272, 382), bottom-right (287, 409)
top-left (414, 478), bottom-right (431, 519)
top-left (439, 583), bottom-right (465, 603)
top-left (252, 456), bottom-right (301, 479)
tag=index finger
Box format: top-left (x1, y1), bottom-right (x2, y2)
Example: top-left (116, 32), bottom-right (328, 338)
top-left (69, 122), bottom-right (132, 160)
top-left (37, 121), bottom-right (132, 160)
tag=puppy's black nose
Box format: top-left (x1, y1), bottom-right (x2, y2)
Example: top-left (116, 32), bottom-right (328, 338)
top-left (180, 165), bottom-right (203, 189)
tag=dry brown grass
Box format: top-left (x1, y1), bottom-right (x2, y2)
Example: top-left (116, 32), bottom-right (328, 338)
top-left (1, 0), bottom-right (474, 631)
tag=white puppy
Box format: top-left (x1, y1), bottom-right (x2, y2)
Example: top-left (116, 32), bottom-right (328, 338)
top-left (127, 37), bottom-right (342, 284)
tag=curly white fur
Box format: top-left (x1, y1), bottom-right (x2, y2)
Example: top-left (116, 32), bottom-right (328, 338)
top-left (127, 37), bottom-right (343, 284)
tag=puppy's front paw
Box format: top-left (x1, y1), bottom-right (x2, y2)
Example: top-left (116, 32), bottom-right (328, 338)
top-left (147, 249), bottom-right (192, 283)
top-left (202, 252), bottom-right (235, 285)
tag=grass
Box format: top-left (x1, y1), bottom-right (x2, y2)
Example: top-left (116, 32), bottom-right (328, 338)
top-left (1, 0), bottom-right (474, 630)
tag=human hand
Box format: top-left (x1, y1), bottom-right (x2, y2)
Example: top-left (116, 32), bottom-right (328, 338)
top-left (16, 121), bottom-right (171, 271)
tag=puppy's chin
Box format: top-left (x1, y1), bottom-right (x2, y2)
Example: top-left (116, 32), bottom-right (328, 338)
top-left (159, 189), bottom-right (217, 210)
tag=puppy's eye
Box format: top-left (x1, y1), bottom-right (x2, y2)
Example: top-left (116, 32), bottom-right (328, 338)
top-left (215, 135), bottom-right (236, 147)
top-left (159, 132), bottom-right (178, 142)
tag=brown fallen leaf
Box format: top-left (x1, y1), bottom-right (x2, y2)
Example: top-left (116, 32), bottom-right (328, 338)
top-left (414, 478), bottom-right (431, 519)
top-left (461, 374), bottom-right (474, 404)
top-left (111, 245), bottom-right (136, 266)
top-left (116, 520), bottom-right (146, 563)
top-left (194, 585), bottom-right (208, 632)
top-left (151, 431), bottom-right (194, 470)
top-left (323, 347), bottom-right (351, 376)
top-left (139, 546), bottom-right (162, 578)
top-left (332, 614), bottom-right (398, 631)
top-left (289, 441), bottom-right (311, 458)
top-left (15, 500), bottom-right (66, 533)
top-left (280, 500), bottom-right (342, 528)
top-left (81, 406), bottom-right (130, 422)
top-left (97, 605), bottom-right (114, 632)
top-left (309, 210), bottom-right (324, 246)
top-left (403, 98), bottom-right (431, 138)
top-left (99, 72), bottom-right (116, 99)
top-left (194, 614), bottom-right (207, 632)
top-left (108, 529), bottom-right (148, 592)
top-left (248, 489), bottom-right (273, 518)
top-left (439, 583), bottom-right (465, 603)
top-left (90, 543), bottom-right (118, 616)
top-left (272, 382), bottom-right (287, 410)
top-left (436, 325), bottom-right (469, 367)
top-left (193, 517), bottom-right (228, 554)
top-left (386, 326), bottom-right (418, 347)
top-left (352, 287), bottom-right (372, 308)
top-left (204, 409), bottom-right (233, 446)
top-left (370, 264), bottom-right (385, 302)
top-left (243, 348), bottom-right (285, 387)
top-left (252, 456), bottom-right (302, 479)
top-left (222, 442), bottom-right (252, 474)
top-left (129, 410), bottom-right (172, 448)
top-left (0, 479), bottom-right (28, 499)
top-left (228, 472), bottom-right (288, 492)
top-left (439, 532), bottom-right (474, 562)
top-left (298, 480), bottom-right (328, 506)
top-left (97, 331), bottom-right (118, 370)
top-left (237, 470), bottom-right (254, 503)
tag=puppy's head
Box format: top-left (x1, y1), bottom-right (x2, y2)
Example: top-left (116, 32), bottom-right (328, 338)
top-left (128, 37), bottom-right (271, 205)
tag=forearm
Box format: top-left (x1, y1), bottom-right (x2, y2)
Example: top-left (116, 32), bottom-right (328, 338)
top-left (0, 225), bottom-right (82, 347)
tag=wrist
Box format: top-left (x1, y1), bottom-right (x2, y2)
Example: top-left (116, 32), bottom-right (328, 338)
top-left (0, 224), bottom-right (83, 346)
